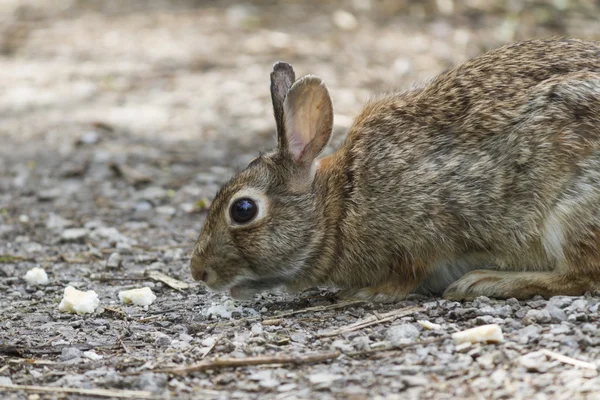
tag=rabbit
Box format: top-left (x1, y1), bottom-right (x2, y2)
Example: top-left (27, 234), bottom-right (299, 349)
top-left (190, 37), bottom-right (600, 302)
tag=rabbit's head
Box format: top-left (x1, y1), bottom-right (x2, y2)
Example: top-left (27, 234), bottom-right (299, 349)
top-left (190, 62), bottom-right (334, 299)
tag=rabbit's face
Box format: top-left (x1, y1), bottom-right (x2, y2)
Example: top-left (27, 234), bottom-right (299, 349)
top-left (190, 62), bottom-right (334, 299)
top-left (190, 153), bottom-right (320, 299)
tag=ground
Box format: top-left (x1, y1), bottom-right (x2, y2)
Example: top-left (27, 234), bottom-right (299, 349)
top-left (1, 1), bottom-right (600, 399)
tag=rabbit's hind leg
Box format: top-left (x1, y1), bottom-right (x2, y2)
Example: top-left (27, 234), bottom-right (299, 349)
top-left (442, 270), bottom-right (598, 300)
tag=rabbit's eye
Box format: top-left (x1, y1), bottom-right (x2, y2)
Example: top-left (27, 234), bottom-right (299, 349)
top-left (230, 198), bottom-right (258, 224)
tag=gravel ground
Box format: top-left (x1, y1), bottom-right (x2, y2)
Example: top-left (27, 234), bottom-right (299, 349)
top-left (2, 1), bottom-right (600, 399)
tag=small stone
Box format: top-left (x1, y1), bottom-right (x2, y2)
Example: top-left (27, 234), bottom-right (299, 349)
top-left (352, 335), bottom-right (371, 351)
top-left (546, 304), bottom-right (567, 322)
top-left (61, 228), bottom-right (88, 242)
top-left (137, 372), bottom-right (168, 393)
top-left (549, 296), bottom-right (574, 308)
top-left (523, 309), bottom-right (551, 324)
top-left (23, 242), bottom-right (42, 253)
top-left (155, 206), bottom-right (176, 216)
top-left (309, 372), bottom-right (342, 385)
top-left (290, 332), bottom-right (307, 344)
top-left (0, 377), bottom-right (12, 385)
top-left (402, 375), bottom-right (428, 387)
top-left (137, 186), bottom-right (168, 201)
top-left (475, 315), bottom-right (494, 325)
top-left (567, 299), bottom-right (589, 313)
top-left (61, 347), bottom-right (82, 361)
top-left (154, 332), bottom-right (172, 347)
top-left (393, 57), bottom-right (412, 76)
top-left (518, 324), bottom-right (541, 344)
top-left (82, 350), bottom-right (103, 360)
top-left (477, 352), bottom-right (497, 369)
top-left (506, 298), bottom-right (520, 307)
top-left (79, 130), bottom-right (100, 145)
top-left (249, 370), bottom-right (272, 382)
top-left (332, 10), bottom-right (358, 31)
top-left (520, 351), bottom-right (550, 373)
top-left (46, 213), bottom-right (73, 230)
top-left (278, 383), bottom-right (297, 392)
top-left (386, 323), bottom-right (419, 344)
top-left (550, 324), bottom-right (571, 335)
top-left (105, 252), bottom-right (122, 269)
top-left (250, 323), bottom-right (263, 335)
top-left (38, 188), bottom-right (61, 201)
top-left (89, 227), bottom-right (130, 246)
top-left (331, 339), bottom-right (354, 353)
top-left (135, 201), bottom-right (153, 212)
top-left (490, 369), bottom-right (507, 387)
top-left (116, 242), bottom-right (132, 254)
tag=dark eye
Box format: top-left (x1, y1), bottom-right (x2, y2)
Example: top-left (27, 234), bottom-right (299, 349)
top-left (230, 198), bottom-right (258, 224)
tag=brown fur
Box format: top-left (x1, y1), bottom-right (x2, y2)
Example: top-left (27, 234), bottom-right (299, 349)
top-left (191, 38), bottom-right (600, 302)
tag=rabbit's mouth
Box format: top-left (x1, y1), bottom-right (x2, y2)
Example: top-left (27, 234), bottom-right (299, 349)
top-left (228, 278), bottom-right (284, 300)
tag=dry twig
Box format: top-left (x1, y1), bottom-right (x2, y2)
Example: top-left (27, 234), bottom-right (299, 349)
top-left (0, 384), bottom-right (154, 399)
top-left (150, 351), bottom-right (340, 375)
top-left (318, 305), bottom-right (424, 337)
top-left (274, 300), bottom-right (366, 318)
top-left (537, 349), bottom-right (598, 371)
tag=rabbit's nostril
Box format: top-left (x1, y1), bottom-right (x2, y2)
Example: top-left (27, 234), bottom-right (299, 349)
top-left (200, 271), bottom-right (208, 282)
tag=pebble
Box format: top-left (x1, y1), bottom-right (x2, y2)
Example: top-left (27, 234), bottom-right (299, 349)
top-left (61, 347), bottom-right (82, 361)
top-left (523, 309), bottom-right (551, 324)
top-left (37, 188), bottom-right (61, 201)
top-left (46, 213), bottom-right (73, 230)
top-left (332, 10), bottom-right (358, 31)
top-left (0, 377), bottom-right (12, 385)
top-left (309, 372), bottom-right (342, 385)
top-left (137, 372), bottom-right (168, 393)
top-left (105, 252), bottom-right (122, 269)
top-left (546, 304), bottom-right (568, 322)
top-left (290, 332), bottom-right (307, 344)
top-left (61, 228), bottom-right (88, 242)
top-left (385, 323), bottom-right (419, 344)
top-left (154, 332), bottom-right (172, 347)
top-left (89, 227), bottom-right (130, 246)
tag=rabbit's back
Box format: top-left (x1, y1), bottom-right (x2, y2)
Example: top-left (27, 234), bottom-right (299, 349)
top-left (335, 38), bottom-right (600, 283)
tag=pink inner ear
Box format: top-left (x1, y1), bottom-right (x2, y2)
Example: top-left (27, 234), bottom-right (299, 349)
top-left (283, 78), bottom-right (330, 163)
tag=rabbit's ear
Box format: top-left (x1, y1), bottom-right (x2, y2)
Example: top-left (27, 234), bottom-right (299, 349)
top-left (270, 62), bottom-right (296, 150)
top-left (282, 75), bottom-right (333, 165)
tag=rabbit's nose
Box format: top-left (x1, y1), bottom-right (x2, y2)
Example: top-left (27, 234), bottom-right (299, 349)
top-left (190, 256), bottom-right (208, 282)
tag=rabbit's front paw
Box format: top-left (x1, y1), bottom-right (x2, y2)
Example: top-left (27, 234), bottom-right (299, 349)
top-left (338, 284), bottom-right (410, 303)
top-left (442, 270), bottom-right (504, 301)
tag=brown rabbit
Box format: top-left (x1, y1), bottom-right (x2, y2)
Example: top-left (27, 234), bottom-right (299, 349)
top-left (190, 37), bottom-right (600, 302)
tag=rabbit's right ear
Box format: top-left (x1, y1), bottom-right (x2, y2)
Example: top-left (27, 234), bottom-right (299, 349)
top-left (282, 75), bottom-right (333, 166)
top-left (270, 62), bottom-right (296, 151)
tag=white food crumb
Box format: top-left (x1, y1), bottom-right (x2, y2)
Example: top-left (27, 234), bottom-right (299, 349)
top-left (417, 320), bottom-right (442, 330)
top-left (118, 287), bottom-right (157, 306)
top-left (452, 324), bottom-right (504, 345)
top-left (58, 286), bottom-right (100, 314)
top-left (204, 299), bottom-right (242, 319)
top-left (83, 350), bottom-right (103, 360)
top-left (24, 267), bottom-right (49, 285)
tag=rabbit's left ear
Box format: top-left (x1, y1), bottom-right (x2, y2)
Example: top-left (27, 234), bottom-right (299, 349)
top-left (282, 75), bottom-right (334, 165)
top-left (270, 62), bottom-right (296, 151)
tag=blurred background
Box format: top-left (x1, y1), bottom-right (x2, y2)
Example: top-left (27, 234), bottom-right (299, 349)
top-left (1, 0), bottom-right (600, 237)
